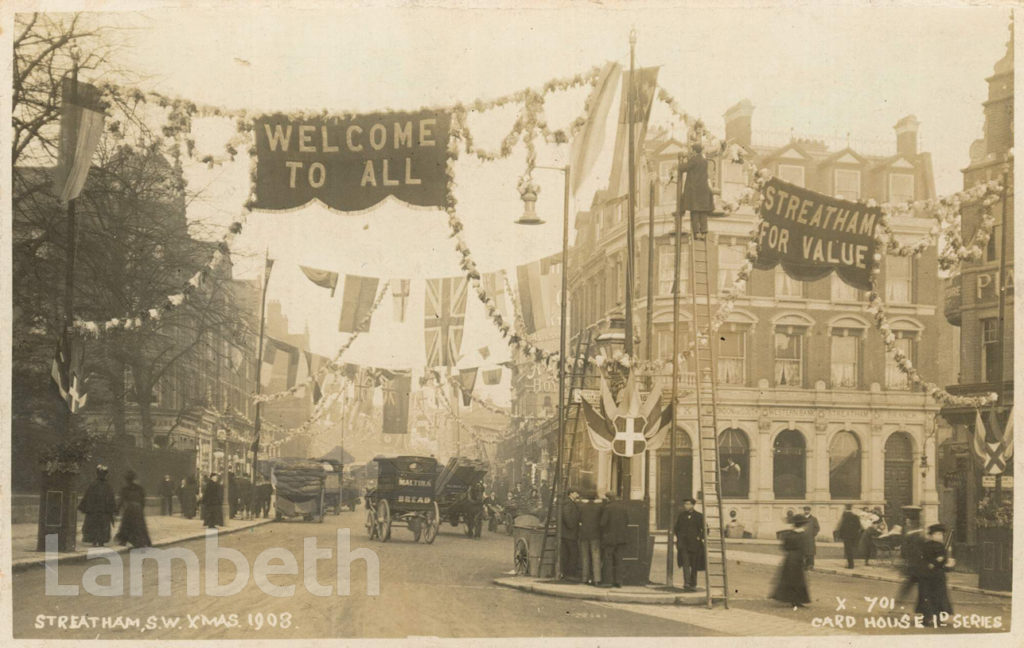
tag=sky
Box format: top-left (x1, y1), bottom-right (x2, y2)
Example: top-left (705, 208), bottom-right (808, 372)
top-left (56, 2), bottom-right (1012, 369)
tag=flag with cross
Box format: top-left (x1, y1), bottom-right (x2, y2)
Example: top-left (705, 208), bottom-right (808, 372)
top-left (51, 327), bottom-right (88, 412)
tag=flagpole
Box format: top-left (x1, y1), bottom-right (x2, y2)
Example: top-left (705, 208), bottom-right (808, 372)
top-left (644, 165), bottom-right (656, 505)
top-left (63, 57), bottom-right (79, 439)
top-left (621, 27), bottom-right (637, 499)
top-left (250, 250), bottom-right (272, 502)
top-left (991, 168), bottom-right (1010, 506)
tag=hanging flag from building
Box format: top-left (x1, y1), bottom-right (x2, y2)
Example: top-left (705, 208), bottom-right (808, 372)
top-left (253, 110), bottom-right (451, 212)
top-left (458, 367), bottom-right (479, 406)
top-left (752, 177), bottom-right (881, 291)
top-left (516, 253), bottom-right (562, 333)
top-left (570, 61), bottom-right (622, 196)
top-left (482, 368), bottom-right (502, 385)
top-left (51, 327), bottom-right (88, 412)
top-left (300, 265), bottom-right (339, 296)
top-left (392, 279), bottom-right (411, 322)
top-left (607, 66), bottom-right (660, 198)
top-left (424, 276), bottom-right (468, 367)
top-left (261, 337), bottom-right (301, 389)
top-left (52, 78), bottom-right (106, 204)
top-left (339, 274), bottom-right (380, 332)
top-left (481, 271), bottom-right (508, 318)
top-left (580, 373), bottom-right (671, 457)
top-left (380, 370), bottom-right (412, 434)
top-left (973, 408), bottom-right (1014, 475)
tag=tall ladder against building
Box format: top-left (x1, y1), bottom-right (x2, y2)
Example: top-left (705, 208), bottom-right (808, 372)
top-left (688, 236), bottom-right (730, 608)
top-left (537, 328), bottom-right (594, 578)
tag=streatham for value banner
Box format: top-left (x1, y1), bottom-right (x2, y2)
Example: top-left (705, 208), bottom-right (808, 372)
top-left (753, 177), bottom-right (881, 291)
top-left (254, 110), bottom-right (451, 212)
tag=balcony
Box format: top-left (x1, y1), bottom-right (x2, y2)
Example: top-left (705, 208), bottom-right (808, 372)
top-left (944, 275), bottom-right (962, 326)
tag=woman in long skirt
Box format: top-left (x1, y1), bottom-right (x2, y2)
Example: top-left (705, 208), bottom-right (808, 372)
top-left (114, 470), bottom-right (152, 547)
top-left (179, 476), bottom-right (198, 519)
top-left (78, 465), bottom-right (116, 546)
top-left (771, 514), bottom-right (811, 609)
top-left (201, 473), bottom-right (225, 528)
top-left (917, 524), bottom-right (955, 626)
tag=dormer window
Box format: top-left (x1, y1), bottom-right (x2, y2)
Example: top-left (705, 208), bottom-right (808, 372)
top-left (777, 164), bottom-right (805, 187)
top-left (835, 169), bottom-right (861, 201)
top-left (889, 172), bottom-right (915, 202)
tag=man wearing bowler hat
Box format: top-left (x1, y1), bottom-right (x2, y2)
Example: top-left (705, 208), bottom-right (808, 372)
top-left (674, 498), bottom-right (705, 591)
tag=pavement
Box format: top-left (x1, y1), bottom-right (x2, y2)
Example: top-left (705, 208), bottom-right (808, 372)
top-left (9, 514), bottom-right (272, 571)
top-left (493, 576), bottom-right (709, 605)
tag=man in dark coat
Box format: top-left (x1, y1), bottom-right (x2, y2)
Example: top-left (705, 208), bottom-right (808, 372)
top-left (560, 489), bottom-right (581, 580)
top-left (159, 474), bottom-right (175, 516)
top-left (78, 465), bottom-right (116, 546)
top-left (836, 504), bottom-right (861, 569)
top-left (674, 498), bottom-right (705, 591)
top-left (681, 142), bottom-right (715, 239)
top-left (917, 524), bottom-right (955, 626)
top-left (178, 476), bottom-right (198, 519)
top-left (599, 492), bottom-right (629, 588)
top-left (578, 493), bottom-right (603, 586)
top-left (802, 506), bottom-right (820, 569)
top-left (202, 473), bottom-right (225, 528)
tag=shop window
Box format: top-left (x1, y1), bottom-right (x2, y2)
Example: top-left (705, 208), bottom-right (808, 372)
top-left (829, 431), bottom-right (862, 499)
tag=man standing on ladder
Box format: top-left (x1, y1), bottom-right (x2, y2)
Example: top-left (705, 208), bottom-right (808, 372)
top-left (681, 139), bottom-right (715, 240)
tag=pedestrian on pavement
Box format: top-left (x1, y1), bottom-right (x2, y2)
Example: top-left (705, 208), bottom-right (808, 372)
top-left (255, 477), bottom-right (273, 519)
top-left (227, 471), bottom-right (238, 519)
top-left (836, 504), bottom-right (861, 569)
top-left (114, 470), bottom-right (152, 548)
top-left (770, 513), bottom-right (810, 609)
top-left (78, 464), bottom-right (116, 547)
top-left (201, 473), bottom-right (225, 528)
top-left (674, 498), bottom-right (705, 592)
top-left (599, 492), bottom-right (628, 588)
top-left (560, 489), bottom-right (581, 580)
top-left (916, 524), bottom-right (955, 626)
top-left (858, 508), bottom-right (885, 565)
top-left (578, 492), bottom-right (603, 586)
top-left (802, 506), bottom-right (820, 569)
top-left (897, 525), bottom-right (927, 603)
top-left (178, 476), bottom-right (198, 520)
top-left (159, 474), bottom-right (175, 516)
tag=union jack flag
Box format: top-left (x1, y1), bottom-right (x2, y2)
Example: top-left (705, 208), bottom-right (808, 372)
top-left (424, 276), bottom-right (467, 367)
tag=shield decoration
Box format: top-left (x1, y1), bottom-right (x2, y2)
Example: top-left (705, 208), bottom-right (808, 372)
top-left (612, 416), bottom-right (647, 457)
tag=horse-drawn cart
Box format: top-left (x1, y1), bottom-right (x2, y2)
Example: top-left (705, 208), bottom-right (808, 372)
top-left (272, 459), bottom-right (329, 522)
top-left (364, 455), bottom-right (440, 543)
top-left (435, 457), bottom-right (489, 538)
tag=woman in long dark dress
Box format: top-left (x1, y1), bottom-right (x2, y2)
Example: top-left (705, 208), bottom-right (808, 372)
top-left (771, 514), bottom-right (811, 609)
top-left (201, 473), bottom-right (224, 528)
top-left (179, 476), bottom-right (198, 519)
top-left (917, 524), bottom-right (955, 625)
top-left (78, 465), bottom-right (116, 546)
top-left (114, 470), bottom-right (152, 547)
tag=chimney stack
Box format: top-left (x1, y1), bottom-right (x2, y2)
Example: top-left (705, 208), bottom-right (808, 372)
top-left (723, 99), bottom-right (754, 148)
top-left (894, 115), bottom-right (920, 158)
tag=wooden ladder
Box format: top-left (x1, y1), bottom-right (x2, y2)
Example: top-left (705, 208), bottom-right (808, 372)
top-left (538, 328), bottom-right (594, 578)
top-left (688, 236), bottom-right (730, 608)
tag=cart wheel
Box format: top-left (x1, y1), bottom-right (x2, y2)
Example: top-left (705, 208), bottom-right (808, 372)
top-left (365, 509), bottom-right (378, 540)
top-left (423, 502), bottom-right (439, 544)
top-left (376, 500), bottom-right (391, 542)
top-left (514, 538), bottom-right (530, 576)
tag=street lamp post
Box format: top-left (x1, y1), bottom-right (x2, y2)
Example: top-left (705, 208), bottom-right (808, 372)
top-left (517, 163), bottom-right (570, 579)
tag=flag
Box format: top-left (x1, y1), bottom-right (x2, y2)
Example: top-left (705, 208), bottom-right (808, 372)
top-left (458, 367), bottom-right (479, 407)
top-left (339, 275), bottom-right (380, 333)
top-left (53, 78), bottom-right (106, 204)
top-left (974, 408), bottom-right (1014, 475)
top-left (51, 327), bottom-right (87, 412)
top-left (300, 265), bottom-right (339, 296)
top-left (481, 368), bottom-right (501, 384)
top-left (261, 337), bottom-right (300, 389)
top-left (381, 370), bottom-right (412, 434)
top-left (516, 253), bottom-right (562, 333)
top-left (481, 271), bottom-right (508, 317)
top-left (570, 61), bottom-right (622, 196)
top-left (424, 276), bottom-right (468, 367)
top-left (392, 279), bottom-right (411, 322)
top-left (608, 66), bottom-right (660, 198)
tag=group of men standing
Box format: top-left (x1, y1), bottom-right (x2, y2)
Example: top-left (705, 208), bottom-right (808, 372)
top-left (558, 490), bottom-right (631, 588)
top-left (154, 471), bottom-right (274, 522)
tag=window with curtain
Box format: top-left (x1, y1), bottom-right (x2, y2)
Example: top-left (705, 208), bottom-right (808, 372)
top-left (658, 244), bottom-right (688, 296)
top-left (773, 429), bottom-right (806, 499)
top-left (718, 328), bottom-right (746, 385)
top-left (831, 275), bottom-right (859, 301)
top-left (835, 169), bottom-right (861, 200)
top-left (829, 431), bottom-right (862, 499)
top-left (885, 256), bottom-right (913, 303)
top-left (831, 329), bottom-right (861, 388)
top-left (775, 268), bottom-right (805, 298)
top-left (719, 428), bottom-right (750, 498)
top-left (774, 328), bottom-right (804, 387)
top-left (885, 332), bottom-right (916, 390)
top-left (718, 243), bottom-right (747, 293)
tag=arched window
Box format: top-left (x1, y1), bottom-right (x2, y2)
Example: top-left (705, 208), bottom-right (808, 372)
top-left (719, 428), bottom-right (750, 498)
top-left (884, 432), bottom-right (915, 526)
top-left (829, 431), bottom-right (861, 499)
top-left (773, 429), bottom-right (806, 499)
